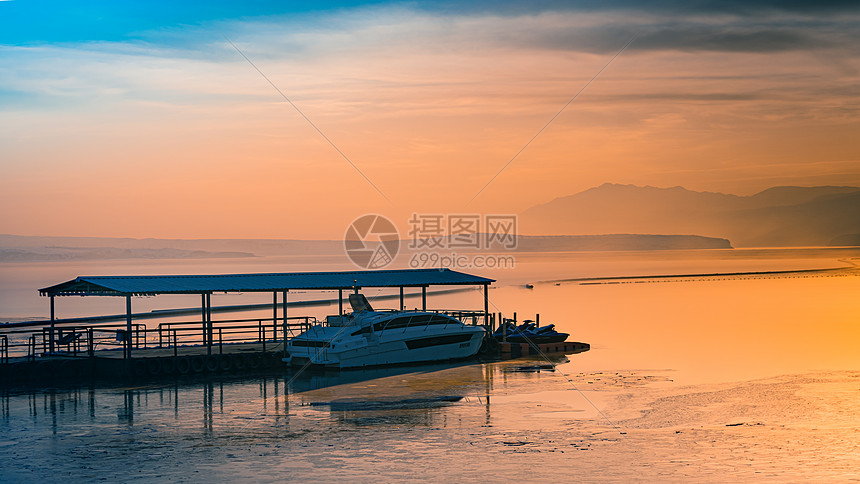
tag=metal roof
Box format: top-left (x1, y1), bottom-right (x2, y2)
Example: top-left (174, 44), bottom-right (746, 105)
top-left (39, 268), bottom-right (495, 297)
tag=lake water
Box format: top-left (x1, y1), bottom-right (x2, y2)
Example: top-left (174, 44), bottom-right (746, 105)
top-left (2, 248), bottom-right (860, 481)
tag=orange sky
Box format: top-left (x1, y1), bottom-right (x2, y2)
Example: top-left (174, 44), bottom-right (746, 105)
top-left (2, 4), bottom-right (859, 239)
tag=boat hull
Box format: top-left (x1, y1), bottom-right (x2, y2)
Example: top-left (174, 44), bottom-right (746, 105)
top-left (286, 326), bottom-right (486, 369)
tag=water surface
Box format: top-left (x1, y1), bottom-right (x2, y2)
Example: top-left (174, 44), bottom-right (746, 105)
top-left (2, 248), bottom-right (859, 481)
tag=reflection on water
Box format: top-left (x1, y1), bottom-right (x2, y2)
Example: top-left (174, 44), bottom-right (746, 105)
top-left (3, 363), bottom-right (859, 481)
top-left (296, 362), bottom-right (497, 429)
top-left (0, 361), bottom-right (554, 481)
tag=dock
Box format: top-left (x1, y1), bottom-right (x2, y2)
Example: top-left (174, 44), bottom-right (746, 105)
top-left (1, 268), bottom-right (589, 386)
top-left (2, 269), bottom-right (495, 385)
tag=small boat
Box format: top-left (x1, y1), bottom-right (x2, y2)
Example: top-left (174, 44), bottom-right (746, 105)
top-left (284, 294), bottom-right (487, 369)
top-left (492, 320), bottom-right (569, 344)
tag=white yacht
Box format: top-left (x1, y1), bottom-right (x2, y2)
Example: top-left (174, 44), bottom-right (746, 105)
top-left (284, 294), bottom-right (487, 369)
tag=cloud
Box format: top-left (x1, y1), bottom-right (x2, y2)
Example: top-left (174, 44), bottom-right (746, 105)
top-left (209, 7), bottom-right (860, 62)
top-left (636, 25), bottom-right (831, 52)
top-left (2, 4), bottom-right (858, 114)
top-left (417, 0), bottom-right (860, 17)
top-left (1, 4), bottom-right (858, 131)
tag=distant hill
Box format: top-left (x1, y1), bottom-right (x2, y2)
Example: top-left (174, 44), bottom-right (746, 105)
top-left (830, 233), bottom-right (860, 246)
top-left (744, 186), bottom-right (860, 208)
top-left (424, 233), bottom-right (731, 251)
top-left (0, 231), bottom-right (731, 261)
top-left (520, 183), bottom-right (860, 247)
top-left (0, 235), bottom-right (344, 260)
top-left (0, 247), bottom-right (255, 262)
top-left (511, 234), bottom-right (731, 251)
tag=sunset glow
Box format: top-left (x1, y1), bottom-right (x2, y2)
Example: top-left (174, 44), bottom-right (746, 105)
top-left (2, 2), bottom-right (859, 238)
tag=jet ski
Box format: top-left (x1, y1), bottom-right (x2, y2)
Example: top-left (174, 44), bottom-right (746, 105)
top-left (492, 320), bottom-right (569, 344)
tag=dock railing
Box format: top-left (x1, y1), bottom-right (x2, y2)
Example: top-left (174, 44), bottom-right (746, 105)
top-left (0, 309), bottom-right (494, 362)
top-left (0, 315), bottom-right (321, 361)
top-left (282, 316), bottom-right (314, 339)
top-left (430, 309), bottom-right (494, 330)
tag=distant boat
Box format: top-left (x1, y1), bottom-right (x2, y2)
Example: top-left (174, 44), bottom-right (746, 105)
top-left (525, 283), bottom-right (534, 289)
top-left (284, 294), bottom-right (486, 369)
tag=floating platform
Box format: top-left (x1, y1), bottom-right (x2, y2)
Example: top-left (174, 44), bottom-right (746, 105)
top-left (498, 340), bottom-right (590, 358)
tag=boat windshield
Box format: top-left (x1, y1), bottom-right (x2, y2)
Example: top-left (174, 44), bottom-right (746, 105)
top-left (348, 293), bottom-right (374, 312)
top-left (351, 313), bottom-right (458, 336)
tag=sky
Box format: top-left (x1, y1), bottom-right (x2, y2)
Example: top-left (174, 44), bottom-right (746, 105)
top-left (1, 0), bottom-right (859, 239)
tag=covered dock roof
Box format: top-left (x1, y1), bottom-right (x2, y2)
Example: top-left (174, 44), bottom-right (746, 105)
top-left (38, 268), bottom-right (495, 359)
top-left (39, 268), bottom-right (495, 297)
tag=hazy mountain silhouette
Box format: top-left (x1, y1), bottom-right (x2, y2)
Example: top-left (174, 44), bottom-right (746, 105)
top-left (0, 235), bottom-right (342, 261)
top-left (830, 233), bottom-right (860, 246)
top-left (0, 232), bottom-right (730, 260)
top-left (510, 234), bottom-right (730, 251)
top-left (520, 183), bottom-right (860, 247)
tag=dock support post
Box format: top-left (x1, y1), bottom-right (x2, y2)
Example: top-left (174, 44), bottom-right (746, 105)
top-left (49, 295), bottom-right (55, 355)
top-left (125, 295), bottom-right (132, 359)
top-left (483, 283), bottom-right (489, 328)
top-left (421, 286), bottom-right (427, 311)
top-left (502, 312), bottom-right (506, 342)
top-left (283, 291), bottom-right (294, 358)
top-left (400, 286), bottom-right (404, 310)
top-left (339, 289), bottom-right (343, 315)
top-left (283, 291), bottom-right (294, 342)
top-left (206, 293), bottom-right (212, 356)
top-left (281, 291), bottom-right (286, 340)
top-left (88, 327), bottom-right (94, 357)
top-left (273, 292), bottom-right (278, 341)
top-left (201, 294), bottom-right (207, 348)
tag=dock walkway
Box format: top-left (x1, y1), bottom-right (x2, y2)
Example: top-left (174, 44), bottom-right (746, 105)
top-left (1, 342), bottom-right (285, 385)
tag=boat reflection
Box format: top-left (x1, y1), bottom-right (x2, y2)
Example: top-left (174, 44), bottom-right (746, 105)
top-left (289, 356), bottom-right (574, 427)
top-left (290, 361), bottom-right (492, 426)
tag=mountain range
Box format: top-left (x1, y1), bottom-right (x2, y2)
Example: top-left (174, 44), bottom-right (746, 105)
top-left (520, 184), bottom-right (860, 247)
top-left (4, 183), bottom-right (858, 259)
